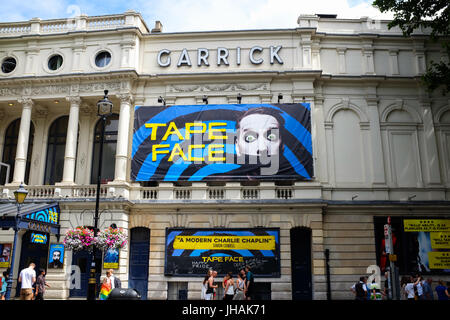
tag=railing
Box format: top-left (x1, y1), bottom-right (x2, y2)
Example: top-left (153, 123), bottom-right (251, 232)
top-left (174, 188), bottom-right (191, 200)
top-left (0, 182), bottom-right (321, 201)
top-left (0, 11), bottom-right (148, 37)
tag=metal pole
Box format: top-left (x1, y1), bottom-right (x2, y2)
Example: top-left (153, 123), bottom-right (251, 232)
top-left (87, 115), bottom-right (106, 300)
top-left (325, 249), bottom-right (331, 300)
top-left (5, 204), bottom-right (20, 300)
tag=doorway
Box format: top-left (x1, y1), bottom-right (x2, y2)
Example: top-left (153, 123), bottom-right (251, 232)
top-left (69, 250), bottom-right (102, 298)
top-left (290, 227), bottom-right (312, 300)
top-left (128, 227), bottom-right (150, 300)
top-left (16, 231), bottom-right (49, 297)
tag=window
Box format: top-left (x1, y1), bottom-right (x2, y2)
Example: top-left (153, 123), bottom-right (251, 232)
top-left (48, 54), bottom-right (63, 71)
top-left (95, 51), bottom-right (111, 68)
top-left (91, 114), bottom-right (119, 184)
top-left (0, 119), bottom-right (34, 185)
top-left (1, 57), bottom-right (17, 73)
top-left (44, 116), bottom-right (69, 185)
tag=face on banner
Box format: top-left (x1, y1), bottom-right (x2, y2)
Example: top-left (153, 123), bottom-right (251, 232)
top-left (48, 244), bottom-right (64, 269)
top-left (165, 228), bottom-right (281, 277)
top-left (131, 104), bottom-right (313, 181)
top-left (0, 244), bottom-right (12, 267)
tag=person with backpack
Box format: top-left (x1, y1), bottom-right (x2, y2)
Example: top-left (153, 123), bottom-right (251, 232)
top-left (351, 276), bottom-right (368, 301)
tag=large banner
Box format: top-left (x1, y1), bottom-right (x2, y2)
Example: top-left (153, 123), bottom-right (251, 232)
top-left (165, 228), bottom-right (281, 277)
top-left (131, 103), bottom-right (313, 181)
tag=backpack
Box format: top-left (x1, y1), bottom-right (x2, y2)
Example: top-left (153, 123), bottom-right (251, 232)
top-left (355, 282), bottom-right (366, 298)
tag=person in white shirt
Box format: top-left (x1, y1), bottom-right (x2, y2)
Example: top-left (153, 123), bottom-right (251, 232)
top-left (107, 269), bottom-right (121, 289)
top-left (404, 276), bottom-right (416, 301)
top-left (18, 263), bottom-right (36, 300)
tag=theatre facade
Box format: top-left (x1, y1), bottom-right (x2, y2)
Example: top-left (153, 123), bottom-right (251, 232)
top-left (0, 11), bottom-right (449, 300)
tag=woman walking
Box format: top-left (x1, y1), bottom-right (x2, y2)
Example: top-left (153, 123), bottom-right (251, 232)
top-left (99, 270), bottom-right (113, 300)
top-left (223, 272), bottom-right (235, 301)
top-left (233, 269), bottom-right (246, 300)
top-left (201, 269), bottom-right (212, 300)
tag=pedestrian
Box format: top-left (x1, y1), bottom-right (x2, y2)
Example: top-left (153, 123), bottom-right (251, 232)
top-left (382, 272), bottom-right (390, 300)
top-left (0, 271), bottom-right (9, 300)
top-left (422, 278), bottom-right (434, 300)
top-left (99, 270), bottom-right (113, 300)
top-left (435, 280), bottom-right (449, 301)
top-left (223, 272), bottom-right (235, 301)
top-left (35, 269), bottom-right (50, 301)
top-left (107, 269), bottom-right (121, 289)
top-left (414, 275), bottom-right (424, 300)
top-left (400, 276), bottom-right (409, 300)
top-left (368, 279), bottom-right (382, 300)
top-left (205, 270), bottom-right (217, 301)
top-left (18, 262), bottom-right (36, 300)
top-left (244, 265), bottom-right (254, 300)
top-left (404, 276), bottom-right (416, 301)
top-left (351, 276), bottom-right (368, 301)
top-left (233, 269), bottom-right (246, 300)
top-left (201, 269), bottom-right (212, 300)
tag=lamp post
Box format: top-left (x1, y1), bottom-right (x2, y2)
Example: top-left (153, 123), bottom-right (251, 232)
top-left (5, 183), bottom-right (28, 300)
top-left (87, 90), bottom-right (113, 300)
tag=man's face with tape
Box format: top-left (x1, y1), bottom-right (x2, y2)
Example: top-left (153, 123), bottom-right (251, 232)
top-left (235, 113), bottom-right (281, 158)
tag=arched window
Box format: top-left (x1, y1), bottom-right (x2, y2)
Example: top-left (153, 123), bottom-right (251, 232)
top-left (91, 114), bottom-right (119, 184)
top-left (44, 116), bottom-right (68, 185)
top-left (1, 119), bottom-right (34, 185)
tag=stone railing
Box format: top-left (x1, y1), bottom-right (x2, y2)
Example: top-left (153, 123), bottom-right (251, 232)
top-left (0, 11), bottom-right (149, 37)
top-left (0, 182), bottom-right (322, 202)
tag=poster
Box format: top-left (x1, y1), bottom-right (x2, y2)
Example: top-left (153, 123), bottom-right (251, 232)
top-left (131, 103), bottom-right (313, 181)
top-left (0, 243), bottom-right (12, 268)
top-left (165, 228), bottom-right (280, 277)
top-left (403, 219), bottom-right (450, 273)
top-left (103, 248), bottom-right (119, 269)
top-left (48, 244), bottom-right (64, 269)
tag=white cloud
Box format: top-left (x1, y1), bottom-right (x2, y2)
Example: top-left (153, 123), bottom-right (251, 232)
top-left (137, 0), bottom-right (394, 32)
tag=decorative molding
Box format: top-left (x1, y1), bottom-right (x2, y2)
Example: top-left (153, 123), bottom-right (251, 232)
top-left (18, 97), bottom-right (34, 107)
top-left (325, 100), bottom-right (369, 123)
top-left (0, 87), bottom-right (20, 97)
top-left (168, 83), bottom-right (269, 94)
top-left (117, 93), bottom-right (134, 105)
top-left (66, 96), bottom-right (82, 105)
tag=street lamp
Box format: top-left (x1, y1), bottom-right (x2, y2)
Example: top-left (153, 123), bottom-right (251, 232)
top-left (5, 183), bottom-right (28, 300)
top-left (87, 90), bottom-right (113, 301)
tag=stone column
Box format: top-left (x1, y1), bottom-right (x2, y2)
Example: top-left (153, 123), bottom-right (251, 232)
top-left (114, 94), bottom-right (133, 183)
top-left (12, 98), bottom-right (33, 185)
top-left (420, 97), bottom-right (441, 185)
top-left (60, 96), bottom-right (81, 184)
top-left (366, 93), bottom-right (387, 186)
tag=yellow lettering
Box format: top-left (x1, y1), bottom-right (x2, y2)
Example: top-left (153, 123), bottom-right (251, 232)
top-left (188, 145), bottom-right (205, 161)
top-left (208, 122), bottom-right (228, 140)
top-left (208, 144), bottom-right (225, 162)
top-left (185, 122), bottom-right (206, 140)
top-left (168, 143), bottom-right (188, 162)
top-left (152, 144), bottom-right (170, 161)
top-left (162, 122), bottom-right (184, 141)
top-left (145, 123), bottom-right (167, 140)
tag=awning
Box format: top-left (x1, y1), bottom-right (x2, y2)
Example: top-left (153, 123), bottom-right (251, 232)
top-left (0, 202), bottom-right (61, 237)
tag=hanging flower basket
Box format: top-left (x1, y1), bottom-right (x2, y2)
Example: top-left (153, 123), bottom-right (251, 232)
top-left (96, 227), bottom-right (128, 251)
top-left (63, 227), bottom-right (97, 252)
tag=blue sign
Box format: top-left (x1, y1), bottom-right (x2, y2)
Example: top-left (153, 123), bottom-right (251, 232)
top-left (23, 204), bottom-right (60, 225)
top-left (31, 233), bottom-right (48, 244)
top-left (131, 104), bottom-right (313, 181)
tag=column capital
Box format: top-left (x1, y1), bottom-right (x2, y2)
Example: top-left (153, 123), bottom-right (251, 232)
top-left (65, 96), bottom-right (82, 105)
top-left (18, 97), bottom-right (34, 107)
top-left (117, 93), bottom-right (134, 105)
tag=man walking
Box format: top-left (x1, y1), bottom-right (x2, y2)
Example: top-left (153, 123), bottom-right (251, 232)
top-left (108, 269), bottom-right (121, 289)
top-left (18, 263), bottom-right (36, 300)
top-left (245, 265), bottom-right (255, 300)
top-left (351, 276), bottom-right (368, 301)
top-left (35, 269), bottom-right (50, 300)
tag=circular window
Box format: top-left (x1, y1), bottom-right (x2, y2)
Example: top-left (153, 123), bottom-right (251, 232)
top-left (1, 57), bottom-right (17, 74)
top-left (95, 51), bottom-right (111, 68)
top-left (48, 54), bottom-right (63, 71)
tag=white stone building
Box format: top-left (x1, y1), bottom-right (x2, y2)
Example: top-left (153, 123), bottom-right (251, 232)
top-left (0, 11), bottom-right (449, 300)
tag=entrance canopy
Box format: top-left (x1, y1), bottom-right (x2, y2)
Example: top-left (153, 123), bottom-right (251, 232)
top-left (0, 202), bottom-right (61, 239)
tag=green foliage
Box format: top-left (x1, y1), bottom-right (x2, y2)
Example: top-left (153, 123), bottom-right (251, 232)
top-left (373, 0), bottom-right (450, 94)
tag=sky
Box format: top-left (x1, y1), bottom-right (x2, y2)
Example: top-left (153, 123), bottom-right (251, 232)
top-left (0, 0), bottom-right (394, 33)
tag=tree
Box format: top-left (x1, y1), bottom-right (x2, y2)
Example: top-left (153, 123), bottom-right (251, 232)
top-left (373, 0), bottom-right (450, 94)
